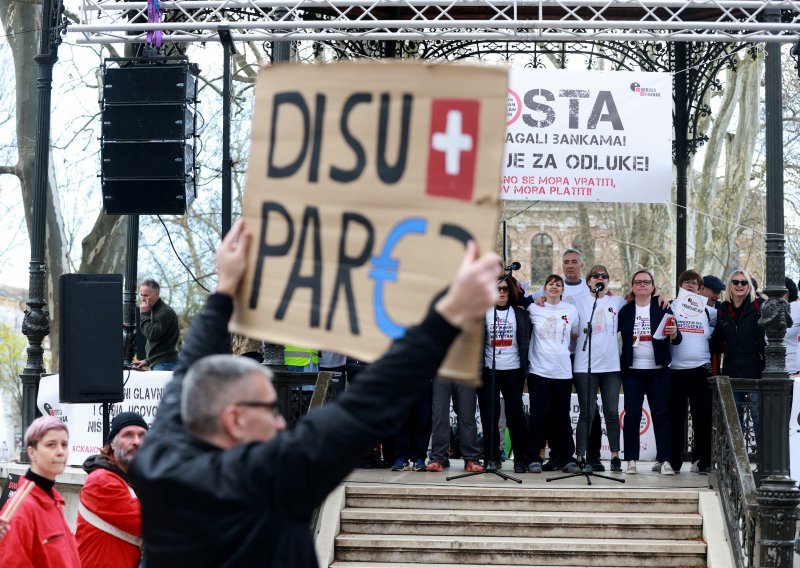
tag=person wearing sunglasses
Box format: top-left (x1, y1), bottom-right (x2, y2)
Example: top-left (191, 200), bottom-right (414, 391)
top-left (129, 220), bottom-right (502, 567)
top-left (711, 269), bottom-right (766, 458)
top-left (666, 270), bottom-right (716, 474)
top-left (477, 277), bottom-right (532, 473)
top-left (619, 270), bottom-right (681, 475)
top-left (571, 264), bottom-right (628, 473)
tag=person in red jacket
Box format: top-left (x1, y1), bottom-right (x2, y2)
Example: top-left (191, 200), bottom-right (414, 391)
top-left (0, 416), bottom-right (81, 567)
top-left (76, 412), bottom-right (148, 568)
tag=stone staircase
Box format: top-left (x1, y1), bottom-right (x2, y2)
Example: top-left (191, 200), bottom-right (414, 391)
top-left (324, 484), bottom-right (720, 567)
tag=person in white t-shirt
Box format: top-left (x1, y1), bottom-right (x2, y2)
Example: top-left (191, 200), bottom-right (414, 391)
top-left (619, 270), bottom-right (681, 475)
top-left (784, 277), bottom-right (800, 375)
top-left (478, 277), bottom-right (532, 473)
top-left (572, 265), bottom-right (627, 473)
top-left (530, 249), bottom-right (604, 472)
top-left (527, 275), bottom-right (580, 474)
top-left (667, 270), bottom-right (716, 474)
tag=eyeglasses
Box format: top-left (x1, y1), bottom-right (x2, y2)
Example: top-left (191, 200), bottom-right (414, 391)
top-left (235, 401), bottom-right (282, 417)
top-left (731, 279), bottom-right (749, 287)
top-left (589, 272), bottom-right (609, 280)
top-left (681, 280), bottom-right (700, 287)
top-left (633, 279), bottom-right (653, 286)
top-left (497, 286), bottom-right (509, 293)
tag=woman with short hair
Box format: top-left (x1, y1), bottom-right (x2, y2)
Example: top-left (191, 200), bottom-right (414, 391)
top-left (667, 269), bottom-right (716, 473)
top-left (526, 274), bottom-right (580, 474)
top-left (619, 270), bottom-right (680, 475)
top-left (572, 264), bottom-right (627, 473)
top-left (0, 416), bottom-right (81, 567)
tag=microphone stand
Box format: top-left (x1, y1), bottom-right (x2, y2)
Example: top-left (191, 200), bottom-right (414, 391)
top-left (449, 305), bottom-right (521, 483)
top-left (547, 285), bottom-right (624, 486)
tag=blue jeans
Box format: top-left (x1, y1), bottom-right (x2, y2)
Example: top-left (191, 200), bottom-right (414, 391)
top-left (622, 367), bottom-right (671, 462)
top-left (152, 362), bottom-right (178, 371)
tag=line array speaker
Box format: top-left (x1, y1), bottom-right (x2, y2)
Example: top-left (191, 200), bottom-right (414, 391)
top-left (101, 58), bottom-right (198, 215)
top-left (59, 274), bottom-right (124, 404)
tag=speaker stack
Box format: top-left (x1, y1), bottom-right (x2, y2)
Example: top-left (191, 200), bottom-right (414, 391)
top-left (59, 274), bottom-right (124, 404)
top-left (101, 58), bottom-right (198, 215)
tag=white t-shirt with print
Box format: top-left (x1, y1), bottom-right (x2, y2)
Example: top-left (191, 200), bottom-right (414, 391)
top-left (669, 298), bottom-right (715, 370)
top-left (484, 306), bottom-right (520, 370)
top-left (572, 294), bottom-right (627, 373)
top-left (528, 301), bottom-right (580, 379)
top-left (631, 304), bottom-right (661, 369)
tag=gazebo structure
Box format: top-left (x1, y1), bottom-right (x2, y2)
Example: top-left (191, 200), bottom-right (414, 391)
top-left (17, 1), bottom-right (800, 565)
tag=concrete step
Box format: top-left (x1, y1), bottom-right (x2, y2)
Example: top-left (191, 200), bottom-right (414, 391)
top-left (334, 534), bottom-right (707, 567)
top-left (344, 485), bottom-right (699, 514)
top-left (332, 564), bottom-right (611, 568)
top-left (339, 508), bottom-right (703, 540)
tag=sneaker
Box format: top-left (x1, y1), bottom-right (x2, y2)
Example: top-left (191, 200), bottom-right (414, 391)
top-left (412, 458), bottom-right (427, 471)
top-left (589, 457), bottom-right (605, 472)
top-left (626, 460), bottom-right (638, 474)
top-left (464, 460), bottom-right (485, 473)
top-left (425, 461), bottom-right (444, 472)
top-left (660, 462), bottom-right (675, 476)
top-left (541, 459), bottom-right (563, 472)
top-left (513, 462), bottom-right (526, 474)
top-left (528, 461), bottom-right (543, 473)
top-left (690, 460), bottom-right (700, 473)
top-left (581, 460), bottom-right (593, 474)
top-left (610, 457), bottom-right (623, 473)
top-left (651, 462), bottom-right (663, 472)
top-left (390, 458), bottom-right (407, 471)
top-left (562, 461), bottom-right (581, 474)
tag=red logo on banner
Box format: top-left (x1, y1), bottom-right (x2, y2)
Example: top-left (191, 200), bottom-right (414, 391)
top-left (426, 99), bottom-right (480, 201)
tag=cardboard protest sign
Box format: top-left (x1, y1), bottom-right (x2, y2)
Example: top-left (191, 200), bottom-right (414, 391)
top-left (232, 62), bottom-right (507, 383)
top-left (502, 68), bottom-right (672, 203)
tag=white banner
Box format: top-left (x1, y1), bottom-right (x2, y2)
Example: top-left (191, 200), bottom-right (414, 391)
top-left (37, 372), bottom-right (171, 466)
top-left (502, 68), bottom-right (672, 203)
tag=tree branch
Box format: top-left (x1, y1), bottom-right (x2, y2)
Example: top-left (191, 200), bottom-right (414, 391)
top-left (0, 164), bottom-right (19, 178)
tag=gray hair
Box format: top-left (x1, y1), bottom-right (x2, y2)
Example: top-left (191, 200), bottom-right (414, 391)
top-left (181, 355), bottom-right (274, 437)
top-left (562, 248), bottom-right (584, 263)
top-left (140, 279), bottom-right (161, 292)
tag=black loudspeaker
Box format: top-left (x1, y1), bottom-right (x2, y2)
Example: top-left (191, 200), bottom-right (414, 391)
top-left (100, 58), bottom-right (198, 216)
top-left (59, 274), bottom-right (124, 404)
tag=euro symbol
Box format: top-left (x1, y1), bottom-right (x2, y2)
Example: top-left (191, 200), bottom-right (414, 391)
top-left (369, 218), bottom-right (427, 339)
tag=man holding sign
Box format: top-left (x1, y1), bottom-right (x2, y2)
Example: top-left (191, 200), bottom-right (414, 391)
top-left (129, 220), bottom-right (500, 566)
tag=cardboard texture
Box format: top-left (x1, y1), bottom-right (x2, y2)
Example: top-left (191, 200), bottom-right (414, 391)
top-left (232, 62), bottom-right (507, 383)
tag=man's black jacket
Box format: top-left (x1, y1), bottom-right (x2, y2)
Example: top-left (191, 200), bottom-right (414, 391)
top-left (129, 293), bottom-right (460, 567)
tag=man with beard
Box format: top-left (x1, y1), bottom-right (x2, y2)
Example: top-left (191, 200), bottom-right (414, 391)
top-left (76, 412), bottom-right (148, 568)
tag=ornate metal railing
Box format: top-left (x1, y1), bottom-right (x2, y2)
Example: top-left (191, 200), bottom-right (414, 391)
top-left (711, 375), bottom-right (759, 568)
top-left (271, 369), bottom-right (338, 429)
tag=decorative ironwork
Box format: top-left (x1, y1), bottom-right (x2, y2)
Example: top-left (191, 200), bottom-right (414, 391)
top-left (711, 375), bottom-right (758, 568)
top-left (271, 369), bottom-right (339, 429)
top-left (72, 1), bottom-right (800, 44)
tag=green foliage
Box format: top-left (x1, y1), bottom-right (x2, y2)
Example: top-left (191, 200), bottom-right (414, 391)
top-left (0, 322), bottom-right (26, 422)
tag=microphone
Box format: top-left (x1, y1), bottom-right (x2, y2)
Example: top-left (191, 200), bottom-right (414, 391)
top-left (505, 262), bottom-right (521, 271)
top-left (591, 282), bottom-right (605, 294)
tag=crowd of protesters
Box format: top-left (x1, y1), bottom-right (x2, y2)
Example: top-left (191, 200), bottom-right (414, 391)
top-left (383, 249), bottom-right (794, 477)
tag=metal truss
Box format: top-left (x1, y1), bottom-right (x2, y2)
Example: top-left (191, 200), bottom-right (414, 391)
top-left (72, 0), bottom-right (800, 45)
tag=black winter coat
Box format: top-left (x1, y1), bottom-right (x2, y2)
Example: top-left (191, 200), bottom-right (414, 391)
top-left (129, 293), bottom-right (460, 567)
top-left (711, 297), bottom-right (765, 379)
